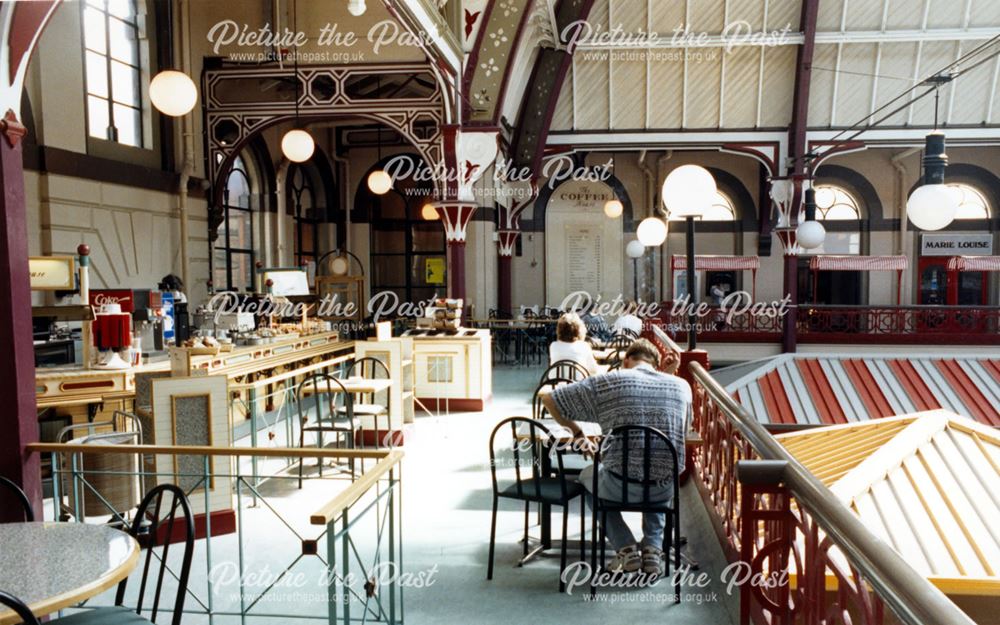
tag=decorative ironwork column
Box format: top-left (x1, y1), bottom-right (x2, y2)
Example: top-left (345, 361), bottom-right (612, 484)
top-left (770, 179), bottom-right (801, 354)
top-left (435, 202), bottom-right (478, 302)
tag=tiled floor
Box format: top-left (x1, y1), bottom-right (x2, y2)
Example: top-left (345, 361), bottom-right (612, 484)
top-left (400, 365), bottom-right (739, 625)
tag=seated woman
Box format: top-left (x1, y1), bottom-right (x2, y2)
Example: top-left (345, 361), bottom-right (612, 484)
top-left (549, 313), bottom-right (600, 376)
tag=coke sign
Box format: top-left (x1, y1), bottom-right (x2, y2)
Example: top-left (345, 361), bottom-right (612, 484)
top-left (90, 289), bottom-right (134, 313)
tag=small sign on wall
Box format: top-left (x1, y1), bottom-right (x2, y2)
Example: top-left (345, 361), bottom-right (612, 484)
top-left (425, 258), bottom-right (446, 285)
top-left (921, 233), bottom-right (994, 256)
top-left (29, 256), bottom-right (76, 290)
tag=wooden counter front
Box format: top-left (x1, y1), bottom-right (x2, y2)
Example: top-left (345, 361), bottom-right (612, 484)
top-left (35, 332), bottom-right (354, 415)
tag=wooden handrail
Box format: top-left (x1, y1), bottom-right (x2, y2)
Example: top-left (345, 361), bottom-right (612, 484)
top-left (309, 450), bottom-right (404, 525)
top-left (27, 442), bottom-right (392, 461)
top-left (690, 362), bottom-right (976, 625)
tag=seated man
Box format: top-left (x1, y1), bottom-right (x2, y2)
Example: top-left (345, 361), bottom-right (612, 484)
top-left (542, 339), bottom-right (690, 576)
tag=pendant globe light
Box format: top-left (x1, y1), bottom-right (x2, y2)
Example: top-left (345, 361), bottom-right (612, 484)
top-left (636, 216), bottom-right (668, 246)
top-left (421, 202), bottom-right (439, 221)
top-left (149, 70), bottom-right (197, 117)
top-left (661, 164), bottom-right (716, 218)
top-left (367, 125), bottom-right (392, 195)
top-left (625, 240), bottom-right (645, 259)
top-left (347, 0), bottom-right (367, 15)
top-left (907, 88), bottom-right (959, 231)
top-left (367, 80), bottom-right (392, 196)
top-left (280, 2), bottom-right (314, 163)
top-left (796, 186), bottom-right (827, 250)
top-left (604, 153), bottom-right (624, 218)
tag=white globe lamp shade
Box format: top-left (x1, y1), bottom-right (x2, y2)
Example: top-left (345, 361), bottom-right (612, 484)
top-left (367, 170), bottom-right (393, 195)
top-left (281, 129), bottom-right (315, 163)
top-left (604, 199), bottom-right (624, 218)
top-left (347, 0), bottom-right (367, 16)
top-left (149, 70), bottom-right (197, 117)
top-left (661, 164), bottom-right (717, 218)
top-left (625, 240), bottom-right (645, 259)
top-left (636, 217), bottom-right (668, 247)
top-left (330, 256), bottom-right (350, 276)
top-left (907, 184), bottom-right (959, 231)
top-left (421, 203), bottom-right (439, 221)
top-left (796, 220), bottom-right (827, 250)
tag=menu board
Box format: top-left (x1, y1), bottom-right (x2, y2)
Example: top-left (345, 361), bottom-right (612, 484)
top-left (565, 227), bottom-right (603, 295)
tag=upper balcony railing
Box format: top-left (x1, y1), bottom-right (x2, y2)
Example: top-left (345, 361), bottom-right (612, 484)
top-left (658, 305), bottom-right (1000, 345)
top-left (644, 325), bottom-right (977, 625)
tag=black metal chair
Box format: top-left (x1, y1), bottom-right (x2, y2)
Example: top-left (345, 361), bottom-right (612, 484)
top-left (0, 476), bottom-right (33, 522)
top-left (339, 357), bottom-right (392, 447)
top-left (590, 424), bottom-right (681, 602)
top-left (0, 591), bottom-right (40, 625)
top-left (539, 359), bottom-right (590, 386)
top-left (49, 484), bottom-right (195, 625)
top-left (531, 377), bottom-right (575, 421)
top-left (605, 334), bottom-right (634, 366)
top-left (296, 373), bottom-right (357, 487)
top-left (487, 417), bottom-right (587, 593)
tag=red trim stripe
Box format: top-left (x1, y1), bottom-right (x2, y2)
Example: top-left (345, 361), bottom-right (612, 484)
top-left (888, 360), bottom-right (941, 412)
top-left (796, 359), bottom-right (847, 425)
top-left (982, 360), bottom-right (1000, 385)
top-left (934, 361), bottom-right (1000, 427)
top-left (842, 359), bottom-right (894, 419)
top-left (759, 370), bottom-right (796, 425)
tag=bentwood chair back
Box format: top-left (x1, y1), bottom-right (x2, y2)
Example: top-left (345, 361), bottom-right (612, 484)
top-left (531, 377), bottom-right (575, 420)
top-left (0, 590), bottom-right (40, 625)
top-left (0, 475), bottom-right (34, 522)
top-left (539, 360), bottom-right (589, 386)
top-left (589, 424), bottom-right (681, 601)
top-left (486, 417), bottom-right (586, 592)
top-left (296, 373), bottom-right (357, 486)
top-left (48, 484), bottom-right (196, 625)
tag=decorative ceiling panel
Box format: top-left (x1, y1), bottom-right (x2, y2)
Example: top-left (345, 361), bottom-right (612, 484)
top-left (844, 0), bottom-right (885, 31)
top-left (648, 0), bottom-right (686, 35)
top-left (728, 0), bottom-right (766, 31)
top-left (610, 58), bottom-right (646, 129)
top-left (766, 0), bottom-right (802, 32)
top-left (885, 0), bottom-right (924, 30)
top-left (758, 46), bottom-right (796, 128)
top-left (551, 71), bottom-right (575, 130)
top-left (808, 43), bottom-right (838, 126)
top-left (817, 0), bottom-right (848, 31)
top-left (689, 0), bottom-right (727, 33)
top-left (648, 52), bottom-right (685, 128)
top-left (908, 40), bottom-right (959, 125)
top-left (608, 0), bottom-right (644, 33)
top-left (685, 57), bottom-right (723, 128)
top-left (949, 47), bottom-right (996, 124)
top-left (574, 55), bottom-right (611, 128)
top-left (926, 0), bottom-right (969, 29)
top-left (722, 46), bottom-right (762, 128)
top-left (466, 0), bottom-right (533, 123)
top-left (833, 42), bottom-right (878, 127)
top-left (874, 42), bottom-right (922, 126)
top-left (969, 0), bottom-right (1000, 27)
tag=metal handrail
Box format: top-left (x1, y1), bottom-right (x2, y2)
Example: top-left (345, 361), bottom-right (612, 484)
top-left (689, 361), bottom-right (976, 625)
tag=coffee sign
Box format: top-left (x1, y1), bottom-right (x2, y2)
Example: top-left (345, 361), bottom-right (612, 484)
top-left (920, 233), bottom-right (994, 256)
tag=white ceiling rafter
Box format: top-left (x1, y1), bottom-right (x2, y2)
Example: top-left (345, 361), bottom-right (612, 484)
top-left (718, 0), bottom-right (731, 128)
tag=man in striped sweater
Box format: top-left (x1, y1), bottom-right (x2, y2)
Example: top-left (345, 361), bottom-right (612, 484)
top-left (542, 339), bottom-right (690, 577)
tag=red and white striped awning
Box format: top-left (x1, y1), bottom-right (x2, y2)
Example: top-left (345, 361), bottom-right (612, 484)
top-left (671, 255), bottom-right (761, 271)
top-left (809, 255), bottom-right (908, 272)
top-left (947, 256), bottom-right (1000, 272)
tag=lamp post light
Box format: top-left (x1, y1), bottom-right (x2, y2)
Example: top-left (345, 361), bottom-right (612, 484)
top-left (626, 240), bottom-right (645, 300)
top-left (662, 165), bottom-right (716, 351)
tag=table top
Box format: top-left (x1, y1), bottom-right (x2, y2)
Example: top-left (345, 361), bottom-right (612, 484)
top-left (516, 419), bottom-right (603, 443)
top-left (300, 377), bottom-right (393, 396)
top-left (0, 522), bottom-right (139, 625)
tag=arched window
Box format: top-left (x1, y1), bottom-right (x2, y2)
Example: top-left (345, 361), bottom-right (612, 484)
top-left (83, 0), bottom-right (143, 146)
top-left (813, 185), bottom-right (862, 220)
top-left (290, 165), bottom-right (320, 268)
top-left (366, 155), bottom-right (447, 304)
top-left (213, 155), bottom-right (256, 292)
top-left (702, 191), bottom-right (737, 221)
top-left (948, 183), bottom-right (991, 219)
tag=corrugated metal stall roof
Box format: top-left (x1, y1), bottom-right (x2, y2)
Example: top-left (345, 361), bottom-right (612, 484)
top-left (718, 355), bottom-right (1000, 427)
top-left (777, 411), bottom-right (1000, 595)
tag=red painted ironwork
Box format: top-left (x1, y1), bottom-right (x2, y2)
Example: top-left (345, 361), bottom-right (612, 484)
top-left (654, 306), bottom-right (1000, 345)
top-left (690, 379), bottom-right (889, 625)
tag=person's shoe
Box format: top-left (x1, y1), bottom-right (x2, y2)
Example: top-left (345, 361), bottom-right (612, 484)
top-left (641, 546), bottom-right (664, 577)
top-left (608, 545), bottom-right (641, 573)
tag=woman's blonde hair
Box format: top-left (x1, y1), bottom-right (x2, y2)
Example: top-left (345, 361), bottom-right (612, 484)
top-left (556, 312), bottom-right (587, 342)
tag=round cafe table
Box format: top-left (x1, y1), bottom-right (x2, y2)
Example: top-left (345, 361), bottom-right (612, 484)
top-left (0, 522), bottom-right (139, 625)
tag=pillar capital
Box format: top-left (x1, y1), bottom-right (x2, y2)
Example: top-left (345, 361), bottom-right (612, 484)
top-left (497, 230), bottom-right (520, 257)
top-left (774, 227), bottom-right (801, 257)
top-left (433, 202), bottom-right (479, 243)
